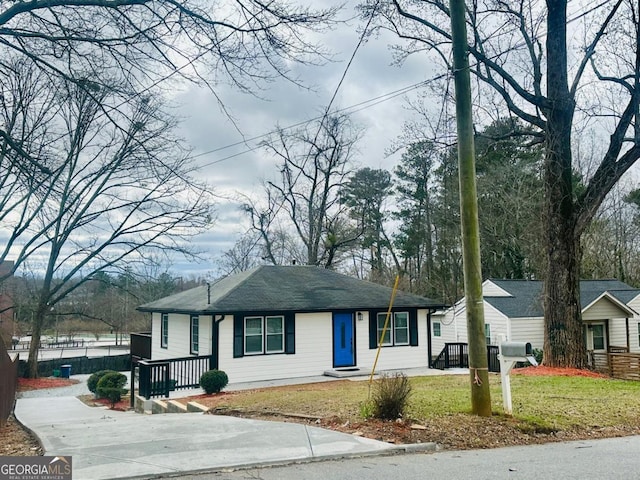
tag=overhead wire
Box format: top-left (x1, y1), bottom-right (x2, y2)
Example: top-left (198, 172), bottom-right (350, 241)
top-left (234, 0), bottom-right (386, 263)
top-left (197, 0), bottom-right (612, 169)
top-left (191, 76), bottom-right (443, 167)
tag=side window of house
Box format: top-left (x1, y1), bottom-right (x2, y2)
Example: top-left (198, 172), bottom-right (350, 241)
top-left (433, 321), bottom-right (441, 337)
top-left (638, 323), bottom-right (640, 347)
top-left (161, 313), bottom-right (168, 348)
top-left (484, 324), bottom-right (491, 346)
top-left (376, 312), bottom-right (410, 346)
top-left (190, 315), bottom-right (199, 354)
top-left (244, 316), bottom-right (285, 355)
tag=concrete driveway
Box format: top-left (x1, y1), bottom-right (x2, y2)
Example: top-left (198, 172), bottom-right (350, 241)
top-left (15, 395), bottom-right (406, 480)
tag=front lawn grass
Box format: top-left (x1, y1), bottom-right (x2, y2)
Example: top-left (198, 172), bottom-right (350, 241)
top-left (187, 373), bottom-right (640, 432)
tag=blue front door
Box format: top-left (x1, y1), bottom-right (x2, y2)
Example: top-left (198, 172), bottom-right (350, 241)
top-left (333, 313), bottom-right (355, 367)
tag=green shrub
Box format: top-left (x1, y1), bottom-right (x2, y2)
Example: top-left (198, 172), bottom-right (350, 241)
top-left (88, 370), bottom-right (117, 395)
top-left (533, 348), bottom-right (543, 365)
top-left (96, 372), bottom-right (128, 408)
top-left (200, 370), bottom-right (229, 394)
top-left (359, 400), bottom-right (374, 419)
top-left (372, 373), bottom-right (412, 420)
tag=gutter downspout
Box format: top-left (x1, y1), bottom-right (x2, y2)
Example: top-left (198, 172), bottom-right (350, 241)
top-left (427, 308), bottom-right (435, 366)
top-left (211, 314), bottom-right (225, 370)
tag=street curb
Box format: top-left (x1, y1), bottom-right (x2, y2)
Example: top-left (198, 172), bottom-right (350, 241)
top-left (115, 442), bottom-right (439, 480)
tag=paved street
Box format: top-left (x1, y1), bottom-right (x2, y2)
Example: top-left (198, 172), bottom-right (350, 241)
top-left (167, 435), bottom-right (640, 480)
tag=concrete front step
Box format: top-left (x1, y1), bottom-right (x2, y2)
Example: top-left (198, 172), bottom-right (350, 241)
top-left (134, 395), bottom-right (209, 414)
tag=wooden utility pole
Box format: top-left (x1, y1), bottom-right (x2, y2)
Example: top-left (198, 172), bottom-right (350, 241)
top-left (449, 0), bottom-right (492, 416)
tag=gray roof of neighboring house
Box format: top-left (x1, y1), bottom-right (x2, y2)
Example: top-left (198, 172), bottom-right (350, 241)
top-left (137, 265), bottom-right (445, 314)
top-left (485, 279), bottom-right (640, 318)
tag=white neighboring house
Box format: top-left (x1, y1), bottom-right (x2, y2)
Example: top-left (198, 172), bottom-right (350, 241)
top-left (431, 279), bottom-right (640, 358)
top-left (137, 265), bottom-right (445, 384)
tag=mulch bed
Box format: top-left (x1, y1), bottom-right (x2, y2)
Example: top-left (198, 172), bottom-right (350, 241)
top-left (513, 366), bottom-right (608, 378)
top-left (18, 377), bottom-right (79, 391)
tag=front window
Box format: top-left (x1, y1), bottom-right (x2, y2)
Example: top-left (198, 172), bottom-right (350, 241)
top-left (161, 313), bottom-right (168, 348)
top-left (592, 324), bottom-right (605, 351)
top-left (266, 316), bottom-right (284, 353)
top-left (190, 315), bottom-right (199, 354)
top-left (245, 317), bottom-right (263, 354)
top-left (244, 316), bottom-right (284, 354)
top-left (377, 312), bottom-right (410, 346)
top-left (377, 314), bottom-right (392, 346)
top-left (484, 324), bottom-right (491, 346)
top-left (394, 312), bottom-right (409, 345)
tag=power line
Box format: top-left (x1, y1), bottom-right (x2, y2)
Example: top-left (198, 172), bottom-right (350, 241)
top-left (190, 77), bottom-right (439, 166)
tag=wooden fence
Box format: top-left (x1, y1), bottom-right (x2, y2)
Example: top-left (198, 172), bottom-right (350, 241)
top-left (589, 348), bottom-right (640, 381)
top-left (0, 341), bottom-right (19, 428)
top-left (609, 353), bottom-right (640, 381)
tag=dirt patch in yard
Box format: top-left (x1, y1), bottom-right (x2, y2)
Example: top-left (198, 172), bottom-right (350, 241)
top-left (0, 416), bottom-right (43, 457)
top-left (77, 394), bottom-right (131, 411)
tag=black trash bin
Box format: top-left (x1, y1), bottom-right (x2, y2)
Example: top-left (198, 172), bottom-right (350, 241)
top-left (60, 364), bottom-right (72, 378)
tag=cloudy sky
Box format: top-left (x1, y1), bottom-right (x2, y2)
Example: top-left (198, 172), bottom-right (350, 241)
top-left (170, 5), bottom-right (440, 277)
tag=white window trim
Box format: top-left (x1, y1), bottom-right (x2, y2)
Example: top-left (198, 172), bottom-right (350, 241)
top-left (190, 315), bottom-right (199, 354)
top-left (433, 321), bottom-right (442, 337)
top-left (377, 312), bottom-right (410, 347)
top-left (244, 315), bottom-right (285, 355)
top-left (244, 316), bottom-right (263, 355)
top-left (265, 316), bottom-right (285, 354)
top-left (161, 313), bottom-right (168, 349)
top-left (393, 312), bottom-right (410, 346)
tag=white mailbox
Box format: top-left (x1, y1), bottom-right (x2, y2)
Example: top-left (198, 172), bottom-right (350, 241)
top-left (498, 338), bottom-right (538, 415)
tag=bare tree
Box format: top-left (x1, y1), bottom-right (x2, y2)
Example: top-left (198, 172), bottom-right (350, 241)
top-left (368, 0), bottom-right (640, 367)
top-left (0, 0), bottom-right (337, 178)
top-left (243, 115), bottom-right (362, 268)
top-left (0, 67), bottom-right (214, 377)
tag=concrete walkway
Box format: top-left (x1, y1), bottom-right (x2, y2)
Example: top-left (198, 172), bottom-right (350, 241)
top-left (14, 369), bottom-right (451, 480)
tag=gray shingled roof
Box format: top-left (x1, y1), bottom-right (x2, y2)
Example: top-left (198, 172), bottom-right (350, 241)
top-left (137, 265), bottom-right (445, 314)
top-left (485, 279), bottom-right (640, 318)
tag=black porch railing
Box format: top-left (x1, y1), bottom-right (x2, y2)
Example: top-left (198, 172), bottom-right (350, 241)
top-left (137, 355), bottom-right (214, 399)
top-left (431, 342), bottom-right (500, 373)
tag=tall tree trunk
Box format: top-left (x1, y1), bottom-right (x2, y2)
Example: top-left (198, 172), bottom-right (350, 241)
top-left (26, 302), bottom-right (48, 378)
top-left (542, 0), bottom-right (586, 368)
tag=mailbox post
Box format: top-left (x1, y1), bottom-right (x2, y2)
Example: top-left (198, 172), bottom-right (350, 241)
top-left (498, 338), bottom-right (538, 415)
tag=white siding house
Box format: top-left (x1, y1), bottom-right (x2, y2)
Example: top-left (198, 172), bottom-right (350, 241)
top-left (433, 279), bottom-right (640, 360)
top-left (137, 265), bottom-right (445, 385)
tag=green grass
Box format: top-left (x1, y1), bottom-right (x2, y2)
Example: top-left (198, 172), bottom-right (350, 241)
top-left (195, 374), bottom-right (640, 432)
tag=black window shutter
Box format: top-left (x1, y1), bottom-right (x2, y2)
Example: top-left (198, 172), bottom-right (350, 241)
top-left (409, 310), bottom-right (419, 346)
top-left (285, 313), bottom-right (295, 354)
top-left (369, 312), bottom-right (378, 349)
top-left (233, 315), bottom-right (244, 358)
